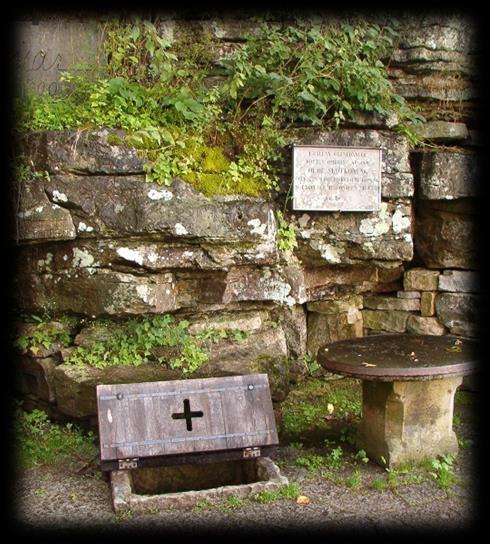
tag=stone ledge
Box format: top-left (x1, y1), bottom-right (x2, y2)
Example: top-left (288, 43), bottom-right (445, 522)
top-left (20, 129), bottom-right (146, 175)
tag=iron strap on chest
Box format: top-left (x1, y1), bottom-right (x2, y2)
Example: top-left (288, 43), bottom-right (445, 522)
top-left (96, 374), bottom-right (278, 471)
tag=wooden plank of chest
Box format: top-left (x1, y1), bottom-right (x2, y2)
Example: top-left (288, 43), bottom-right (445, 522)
top-left (97, 374), bottom-right (278, 461)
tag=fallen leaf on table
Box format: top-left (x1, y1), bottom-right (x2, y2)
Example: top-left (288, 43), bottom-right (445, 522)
top-left (296, 495), bottom-right (311, 505)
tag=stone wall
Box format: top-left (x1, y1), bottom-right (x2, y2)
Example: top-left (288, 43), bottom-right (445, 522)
top-left (12, 12), bottom-right (480, 422)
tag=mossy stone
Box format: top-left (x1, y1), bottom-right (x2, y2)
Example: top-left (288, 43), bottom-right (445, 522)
top-left (182, 171), bottom-right (264, 198)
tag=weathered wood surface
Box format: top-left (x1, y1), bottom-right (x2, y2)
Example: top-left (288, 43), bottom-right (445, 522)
top-left (97, 374), bottom-right (278, 461)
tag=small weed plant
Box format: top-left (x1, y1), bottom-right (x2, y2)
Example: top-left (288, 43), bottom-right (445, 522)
top-left (295, 446), bottom-right (344, 473)
top-left (14, 405), bottom-right (97, 469)
top-left (66, 315), bottom-right (202, 374)
top-left (66, 315), bottom-right (253, 374)
top-left (15, 314), bottom-right (77, 355)
top-left (429, 454), bottom-right (456, 490)
top-left (345, 469), bottom-right (362, 489)
top-left (301, 353), bottom-right (321, 376)
top-left (252, 482), bottom-right (301, 503)
top-left (15, 313), bottom-right (251, 376)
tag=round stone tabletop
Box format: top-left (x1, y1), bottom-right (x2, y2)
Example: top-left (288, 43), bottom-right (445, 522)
top-left (317, 334), bottom-right (479, 381)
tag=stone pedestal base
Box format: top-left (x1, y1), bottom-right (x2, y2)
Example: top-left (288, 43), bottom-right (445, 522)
top-left (357, 376), bottom-right (461, 467)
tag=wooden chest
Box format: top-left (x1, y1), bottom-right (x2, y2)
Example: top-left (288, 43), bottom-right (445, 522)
top-left (96, 373), bottom-right (279, 471)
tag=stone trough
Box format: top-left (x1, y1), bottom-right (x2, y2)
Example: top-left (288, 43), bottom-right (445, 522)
top-left (110, 457), bottom-right (288, 513)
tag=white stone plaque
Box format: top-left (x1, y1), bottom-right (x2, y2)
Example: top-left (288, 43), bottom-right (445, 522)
top-left (292, 145), bottom-right (382, 211)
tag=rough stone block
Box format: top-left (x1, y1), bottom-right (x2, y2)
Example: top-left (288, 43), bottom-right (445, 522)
top-left (307, 310), bottom-right (363, 359)
top-left (415, 199), bottom-right (478, 269)
top-left (403, 268), bottom-right (439, 291)
top-left (221, 264), bottom-right (306, 306)
top-left (188, 311), bottom-right (268, 335)
top-left (16, 356), bottom-right (58, 403)
top-left (54, 324), bottom-right (290, 417)
top-left (362, 310), bottom-right (409, 333)
top-left (397, 290), bottom-right (420, 299)
top-left (435, 293), bottom-right (479, 337)
top-left (415, 150), bottom-right (479, 200)
top-left (271, 305), bottom-right (307, 362)
top-left (293, 200), bottom-right (413, 266)
top-left (197, 327), bottom-right (290, 402)
top-left (412, 121), bottom-right (469, 143)
top-left (363, 295), bottom-right (420, 312)
top-left (15, 269), bottom-right (179, 316)
top-left (391, 71), bottom-right (476, 102)
top-left (14, 181), bottom-right (76, 243)
top-left (394, 14), bottom-right (476, 53)
top-left (438, 270), bottom-right (479, 293)
top-left (420, 291), bottom-right (437, 317)
top-left (52, 363), bottom-right (181, 418)
top-left (406, 315), bottom-right (446, 335)
top-left (21, 130), bottom-right (146, 175)
top-left (40, 175), bottom-right (277, 245)
top-left (307, 295), bottom-right (363, 314)
top-left (381, 173), bottom-right (414, 199)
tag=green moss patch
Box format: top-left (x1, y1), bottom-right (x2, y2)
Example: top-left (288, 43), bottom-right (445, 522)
top-left (182, 171), bottom-right (263, 197)
top-left (181, 143), bottom-right (264, 197)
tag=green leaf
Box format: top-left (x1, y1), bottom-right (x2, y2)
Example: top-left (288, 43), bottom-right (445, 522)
top-left (298, 90), bottom-right (326, 112)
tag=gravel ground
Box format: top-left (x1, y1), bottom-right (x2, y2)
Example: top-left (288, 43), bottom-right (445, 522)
top-left (10, 440), bottom-right (480, 536)
top-left (9, 386), bottom-right (481, 536)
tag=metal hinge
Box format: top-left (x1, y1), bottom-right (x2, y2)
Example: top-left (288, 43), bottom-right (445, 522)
top-left (243, 447), bottom-right (261, 459)
top-left (118, 458), bottom-right (139, 470)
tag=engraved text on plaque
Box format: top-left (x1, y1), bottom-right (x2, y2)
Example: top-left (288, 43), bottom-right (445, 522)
top-left (292, 145), bottom-right (382, 211)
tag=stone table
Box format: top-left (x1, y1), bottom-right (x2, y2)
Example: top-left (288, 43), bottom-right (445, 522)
top-left (317, 334), bottom-right (478, 467)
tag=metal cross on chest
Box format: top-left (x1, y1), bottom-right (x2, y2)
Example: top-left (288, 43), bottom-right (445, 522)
top-left (171, 398), bottom-right (204, 431)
